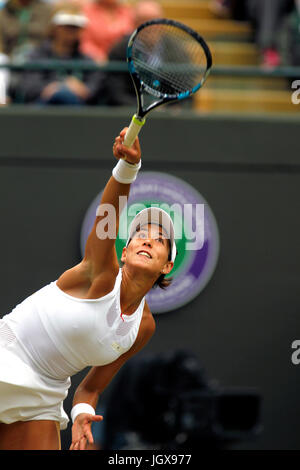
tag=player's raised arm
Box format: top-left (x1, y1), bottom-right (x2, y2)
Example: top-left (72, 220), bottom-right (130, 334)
top-left (82, 128), bottom-right (141, 276)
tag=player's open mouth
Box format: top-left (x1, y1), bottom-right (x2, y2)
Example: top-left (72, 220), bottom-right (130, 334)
top-left (137, 250), bottom-right (152, 259)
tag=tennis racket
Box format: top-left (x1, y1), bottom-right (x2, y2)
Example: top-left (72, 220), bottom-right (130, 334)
top-left (123, 18), bottom-right (212, 148)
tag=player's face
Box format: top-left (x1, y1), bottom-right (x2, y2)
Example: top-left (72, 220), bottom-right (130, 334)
top-left (121, 224), bottom-right (173, 276)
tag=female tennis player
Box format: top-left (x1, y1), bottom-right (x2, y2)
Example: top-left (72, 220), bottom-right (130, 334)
top-left (0, 128), bottom-right (176, 450)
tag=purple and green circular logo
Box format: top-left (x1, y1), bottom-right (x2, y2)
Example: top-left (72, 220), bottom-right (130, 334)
top-left (80, 172), bottom-right (220, 314)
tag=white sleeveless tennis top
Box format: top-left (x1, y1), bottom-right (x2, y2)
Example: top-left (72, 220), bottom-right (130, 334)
top-left (2, 269), bottom-right (145, 380)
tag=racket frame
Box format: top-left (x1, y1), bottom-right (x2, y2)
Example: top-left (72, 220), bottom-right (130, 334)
top-left (123, 18), bottom-right (212, 147)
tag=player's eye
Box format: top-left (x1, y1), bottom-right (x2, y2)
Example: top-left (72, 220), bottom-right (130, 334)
top-left (136, 231), bottom-right (147, 239)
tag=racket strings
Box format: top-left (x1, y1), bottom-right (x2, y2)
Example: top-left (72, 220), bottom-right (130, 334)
top-left (131, 23), bottom-right (208, 97)
top-left (133, 57), bottom-right (192, 94)
top-left (134, 54), bottom-right (203, 96)
top-left (134, 52), bottom-right (198, 95)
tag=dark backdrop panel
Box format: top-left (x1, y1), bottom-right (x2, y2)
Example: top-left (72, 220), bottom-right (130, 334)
top-left (0, 107), bottom-right (299, 450)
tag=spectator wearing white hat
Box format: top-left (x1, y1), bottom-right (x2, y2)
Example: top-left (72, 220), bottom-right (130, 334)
top-left (11, 5), bottom-right (105, 104)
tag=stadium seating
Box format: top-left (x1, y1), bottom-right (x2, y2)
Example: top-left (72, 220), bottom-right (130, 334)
top-left (160, 0), bottom-right (297, 114)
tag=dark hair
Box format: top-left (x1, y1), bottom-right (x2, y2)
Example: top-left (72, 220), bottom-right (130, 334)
top-left (153, 251), bottom-right (173, 290)
top-left (125, 225), bottom-right (173, 290)
top-left (153, 272), bottom-right (172, 289)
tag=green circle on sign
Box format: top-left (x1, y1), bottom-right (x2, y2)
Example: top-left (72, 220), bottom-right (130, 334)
top-left (115, 200), bottom-right (193, 279)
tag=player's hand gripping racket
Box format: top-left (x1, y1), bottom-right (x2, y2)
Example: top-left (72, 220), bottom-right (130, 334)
top-left (123, 18), bottom-right (212, 148)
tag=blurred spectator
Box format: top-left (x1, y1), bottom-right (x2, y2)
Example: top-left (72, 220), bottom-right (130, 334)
top-left (287, 0), bottom-right (300, 65)
top-left (210, 0), bottom-right (232, 18)
top-left (0, 53), bottom-right (10, 105)
top-left (103, 0), bottom-right (163, 106)
top-left (246, 0), bottom-right (295, 68)
top-left (80, 0), bottom-right (134, 62)
top-left (10, 6), bottom-right (105, 104)
top-left (211, 0), bottom-right (249, 21)
top-left (0, 0), bottom-right (53, 61)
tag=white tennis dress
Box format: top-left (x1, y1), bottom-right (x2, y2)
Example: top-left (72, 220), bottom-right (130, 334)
top-left (0, 269), bottom-right (145, 429)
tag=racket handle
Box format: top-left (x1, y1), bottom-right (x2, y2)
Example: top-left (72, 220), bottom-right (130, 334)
top-left (123, 114), bottom-right (146, 148)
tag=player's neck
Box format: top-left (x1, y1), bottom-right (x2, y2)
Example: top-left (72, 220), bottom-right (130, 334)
top-left (120, 266), bottom-right (154, 315)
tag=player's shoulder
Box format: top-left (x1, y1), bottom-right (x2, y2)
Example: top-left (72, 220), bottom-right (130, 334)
top-left (142, 300), bottom-right (156, 336)
top-left (122, 301), bottom-right (155, 359)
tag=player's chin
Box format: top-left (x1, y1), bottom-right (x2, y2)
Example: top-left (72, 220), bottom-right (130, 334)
top-left (127, 254), bottom-right (157, 272)
top-left (133, 253), bottom-right (154, 267)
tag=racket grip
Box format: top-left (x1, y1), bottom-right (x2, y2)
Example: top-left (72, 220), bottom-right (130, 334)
top-left (123, 114), bottom-right (146, 148)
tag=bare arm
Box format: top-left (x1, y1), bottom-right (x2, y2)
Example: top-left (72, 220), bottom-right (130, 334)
top-left (81, 128), bottom-right (141, 277)
top-left (57, 129), bottom-right (141, 294)
top-left (69, 302), bottom-right (155, 450)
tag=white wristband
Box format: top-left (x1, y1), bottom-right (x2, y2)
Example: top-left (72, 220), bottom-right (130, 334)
top-left (112, 158), bottom-right (141, 184)
top-left (71, 403), bottom-right (95, 423)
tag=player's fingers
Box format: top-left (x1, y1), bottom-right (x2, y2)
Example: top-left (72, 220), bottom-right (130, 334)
top-left (79, 437), bottom-right (87, 450)
top-left (119, 144), bottom-right (140, 159)
top-left (70, 441), bottom-right (79, 451)
top-left (90, 414), bottom-right (103, 422)
top-left (114, 146), bottom-right (126, 160)
top-left (119, 127), bottom-right (128, 139)
top-left (116, 130), bottom-right (140, 152)
top-left (85, 428), bottom-right (94, 445)
top-left (113, 142), bottom-right (124, 159)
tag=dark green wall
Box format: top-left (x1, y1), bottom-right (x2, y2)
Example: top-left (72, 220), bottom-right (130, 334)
top-left (0, 107), bottom-right (299, 450)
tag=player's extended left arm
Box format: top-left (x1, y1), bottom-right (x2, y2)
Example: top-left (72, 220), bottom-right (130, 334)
top-left (69, 306), bottom-right (155, 450)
